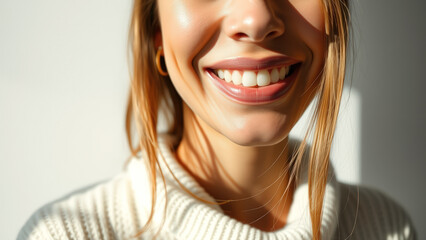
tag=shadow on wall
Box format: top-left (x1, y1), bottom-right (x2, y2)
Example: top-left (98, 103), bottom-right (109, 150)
top-left (351, 0), bottom-right (426, 238)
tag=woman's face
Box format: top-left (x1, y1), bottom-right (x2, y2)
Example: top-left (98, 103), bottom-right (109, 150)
top-left (157, 0), bottom-right (326, 146)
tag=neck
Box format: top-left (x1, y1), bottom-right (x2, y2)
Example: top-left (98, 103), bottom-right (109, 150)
top-left (176, 104), bottom-right (294, 231)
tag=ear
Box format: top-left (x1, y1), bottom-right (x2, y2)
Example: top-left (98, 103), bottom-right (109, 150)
top-left (154, 30), bottom-right (162, 49)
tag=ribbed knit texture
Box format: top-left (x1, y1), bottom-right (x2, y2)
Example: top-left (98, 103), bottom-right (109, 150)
top-left (18, 135), bottom-right (417, 239)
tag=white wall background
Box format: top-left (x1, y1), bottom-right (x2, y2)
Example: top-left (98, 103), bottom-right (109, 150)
top-left (0, 1), bottom-right (132, 239)
top-left (0, 0), bottom-right (424, 239)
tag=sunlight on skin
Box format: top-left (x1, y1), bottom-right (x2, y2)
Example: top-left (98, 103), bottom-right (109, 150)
top-left (157, 0), bottom-right (328, 231)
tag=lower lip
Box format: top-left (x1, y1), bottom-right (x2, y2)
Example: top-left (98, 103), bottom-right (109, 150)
top-left (207, 65), bottom-right (300, 104)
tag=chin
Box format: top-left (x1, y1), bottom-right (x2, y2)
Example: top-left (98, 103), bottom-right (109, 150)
top-left (223, 127), bottom-right (289, 147)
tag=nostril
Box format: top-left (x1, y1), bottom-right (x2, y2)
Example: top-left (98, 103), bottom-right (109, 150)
top-left (234, 32), bottom-right (249, 39)
top-left (233, 30), bottom-right (279, 42)
top-left (266, 31), bottom-right (277, 39)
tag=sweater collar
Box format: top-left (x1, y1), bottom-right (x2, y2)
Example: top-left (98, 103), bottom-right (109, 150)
top-left (128, 135), bottom-right (340, 240)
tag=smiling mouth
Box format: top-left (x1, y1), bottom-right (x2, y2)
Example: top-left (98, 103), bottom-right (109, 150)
top-left (206, 61), bottom-right (301, 104)
top-left (210, 64), bottom-right (296, 87)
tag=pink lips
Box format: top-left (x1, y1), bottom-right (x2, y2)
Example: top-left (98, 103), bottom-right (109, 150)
top-left (206, 56), bottom-right (301, 104)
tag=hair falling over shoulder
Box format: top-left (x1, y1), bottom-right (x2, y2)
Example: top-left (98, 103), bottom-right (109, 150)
top-left (126, 0), bottom-right (350, 239)
top-left (126, 0), bottom-right (183, 234)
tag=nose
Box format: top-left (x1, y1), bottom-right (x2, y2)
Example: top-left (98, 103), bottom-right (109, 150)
top-left (223, 0), bottom-right (285, 42)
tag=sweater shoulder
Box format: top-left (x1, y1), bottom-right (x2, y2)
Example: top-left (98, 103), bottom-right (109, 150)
top-left (334, 183), bottom-right (417, 240)
top-left (17, 173), bottom-right (143, 240)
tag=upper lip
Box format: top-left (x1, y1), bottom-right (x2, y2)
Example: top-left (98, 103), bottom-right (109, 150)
top-left (206, 56), bottom-right (300, 71)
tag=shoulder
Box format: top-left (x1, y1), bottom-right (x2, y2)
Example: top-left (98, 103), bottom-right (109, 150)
top-left (17, 173), bottom-right (144, 240)
top-left (334, 183), bottom-right (417, 240)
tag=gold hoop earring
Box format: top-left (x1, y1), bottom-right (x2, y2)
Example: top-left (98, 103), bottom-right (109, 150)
top-left (155, 46), bottom-right (168, 76)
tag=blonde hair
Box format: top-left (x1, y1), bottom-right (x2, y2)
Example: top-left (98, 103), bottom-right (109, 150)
top-left (126, 0), bottom-right (350, 239)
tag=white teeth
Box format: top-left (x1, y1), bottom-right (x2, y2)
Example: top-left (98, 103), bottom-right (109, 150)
top-left (224, 70), bottom-right (232, 82)
top-left (257, 70), bottom-right (270, 86)
top-left (231, 71), bottom-right (242, 85)
top-left (242, 71), bottom-right (257, 87)
top-left (271, 68), bottom-right (279, 83)
top-left (218, 69), bottom-right (224, 79)
top-left (279, 67), bottom-right (286, 80)
top-left (215, 65), bottom-right (293, 87)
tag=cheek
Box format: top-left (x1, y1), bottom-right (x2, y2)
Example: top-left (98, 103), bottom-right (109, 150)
top-left (289, 0), bottom-right (325, 32)
top-left (286, 0), bottom-right (326, 91)
top-left (158, 0), bottom-right (218, 66)
top-left (157, 0), bottom-right (219, 101)
top-left (287, 0), bottom-right (326, 58)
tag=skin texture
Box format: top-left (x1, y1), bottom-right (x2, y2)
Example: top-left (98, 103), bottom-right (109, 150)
top-left (156, 0), bottom-right (326, 231)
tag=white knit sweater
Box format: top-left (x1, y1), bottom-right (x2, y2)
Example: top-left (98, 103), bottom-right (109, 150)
top-left (18, 136), bottom-right (416, 239)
